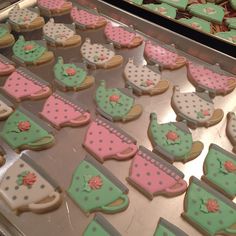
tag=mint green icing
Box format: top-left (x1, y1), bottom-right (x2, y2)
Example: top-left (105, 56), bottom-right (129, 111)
top-left (160, 0), bottom-right (188, 10)
top-left (215, 30), bottom-right (236, 45)
top-left (83, 220), bottom-right (110, 236)
top-left (0, 27), bottom-right (7, 38)
top-left (226, 18), bottom-right (236, 30)
top-left (179, 17), bottom-right (211, 33)
top-left (230, 0), bottom-right (236, 10)
top-left (154, 224), bottom-right (175, 236)
top-left (130, 0), bottom-right (143, 5)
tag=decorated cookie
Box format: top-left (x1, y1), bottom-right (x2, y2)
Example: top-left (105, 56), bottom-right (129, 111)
top-left (129, 0), bottom-right (143, 5)
top-left (187, 3), bottom-right (225, 24)
top-left (154, 218), bottom-right (188, 236)
top-left (148, 113), bottom-right (203, 163)
top-left (226, 112), bottom-right (236, 153)
top-left (40, 92), bottom-right (91, 129)
top-left (54, 57), bottom-right (94, 92)
top-left (144, 40), bottom-right (187, 70)
top-left (0, 146), bottom-right (6, 167)
top-left (67, 155), bottom-right (129, 215)
top-left (215, 30), bottom-right (236, 45)
top-left (124, 58), bottom-right (169, 96)
top-left (0, 94), bottom-right (14, 120)
top-left (8, 5), bottom-right (44, 32)
top-left (2, 67), bottom-right (52, 102)
top-left (160, 0), bottom-right (188, 10)
top-left (225, 18), bottom-right (236, 30)
top-left (43, 19), bottom-right (81, 47)
top-left (12, 36), bottom-right (54, 66)
top-left (0, 54), bottom-right (15, 76)
top-left (202, 144), bottom-right (236, 200)
top-left (104, 22), bottom-right (143, 48)
top-left (37, 0), bottom-right (72, 17)
top-left (143, 3), bottom-right (177, 19)
top-left (0, 109), bottom-right (55, 152)
top-left (70, 6), bottom-right (107, 30)
top-left (95, 80), bottom-right (142, 122)
top-left (0, 153), bottom-right (62, 214)
top-left (187, 61), bottom-right (236, 97)
top-left (83, 214), bottom-right (121, 236)
top-left (0, 24), bottom-right (15, 49)
top-left (171, 86), bottom-right (224, 128)
top-left (83, 116), bottom-right (138, 163)
top-left (127, 146), bottom-right (187, 199)
top-left (81, 38), bottom-right (123, 69)
top-left (182, 176), bottom-right (236, 236)
top-left (230, 0), bottom-right (236, 10)
top-left (179, 17), bottom-right (211, 33)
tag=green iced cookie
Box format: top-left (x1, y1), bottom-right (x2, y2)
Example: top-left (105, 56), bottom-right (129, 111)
top-left (230, 0), bottom-right (236, 10)
top-left (188, 3), bottom-right (225, 24)
top-left (225, 18), bottom-right (236, 30)
top-left (0, 26), bottom-right (7, 38)
top-left (160, 0), bottom-right (188, 11)
top-left (215, 30), bottom-right (236, 44)
top-left (179, 17), bottom-right (211, 33)
top-left (130, 0), bottom-right (143, 5)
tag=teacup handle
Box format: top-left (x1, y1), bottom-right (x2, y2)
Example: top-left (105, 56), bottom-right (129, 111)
top-left (224, 223), bottom-right (236, 234)
top-left (31, 87), bottom-right (51, 98)
top-left (117, 144), bottom-right (138, 160)
top-left (70, 112), bottom-right (91, 125)
top-left (28, 191), bottom-right (61, 213)
top-left (166, 179), bottom-right (187, 194)
top-left (101, 194), bottom-right (129, 213)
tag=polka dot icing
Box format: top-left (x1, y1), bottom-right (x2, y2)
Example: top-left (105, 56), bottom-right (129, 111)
top-left (37, 0), bottom-right (68, 10)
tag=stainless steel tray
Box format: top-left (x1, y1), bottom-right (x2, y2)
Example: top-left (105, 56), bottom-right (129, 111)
top-left (0, 0), bottom-right (235, 235)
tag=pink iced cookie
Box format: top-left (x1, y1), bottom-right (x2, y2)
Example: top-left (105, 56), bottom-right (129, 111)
top-left (104, 22), bottom-right (143, 48)
top-left (187, 61), bottom-right (236, 96)
top-left (127, 146), bottom-right (187, 200)
top-left (0, 54), bottom-right (15, 76)
top-left (70, 7), bottom-right (107, 30)
top-left (40, 92), bottom-right (90, 129)
top-left (144, 40), bottom-right (187, 70)
top-left (83, 116), bottom-right (138, 163)
top-left (2, 67), bottom-right (51, 102)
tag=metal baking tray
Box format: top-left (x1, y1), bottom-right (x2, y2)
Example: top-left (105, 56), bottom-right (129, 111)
top-left (0, 0), bottom-right (235, 235)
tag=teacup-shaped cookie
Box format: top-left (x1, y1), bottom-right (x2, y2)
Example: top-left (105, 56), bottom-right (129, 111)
top-left (0, 146), bottom-right (6, 167)
top-left (0, 109), bottom-right (55, 152)
top-left (12, 36), bottom-right (54, 66)
top-left (215, 30), bottom-right (236, 45)
top-left (43, 19), bottom-right (81, 47)
top-left (95, 80), bottom-right (142, 122)
top-left (0, 54), bottom-right (15, 76)
top-left (40, 92), bottom-right (91, 129)
top-left (127, 146), bottom-right (187, 200)
top-left (182, 176), bottom-right (236, 236)
top-left (226, 112), bottom-right (236, 153)
top-left (0, 154), bottom-right (62, 214)
top-left (0, 24), bottom-right (15, 49)
top-left (81, 38), bottom-right (123, 69)
top-left (2, 67), bottom-right (52, 102)
top-left (148, 113), bottom-right (203, 163)
top-left (0, 94), bottom-right (14, 120)
top-left (54, 57), bottom-right (94, 92)
top-left (124, 58), bottom-right (169, 96)
top-left (8, 5), bottom-right (45, 32)
top-left (70, 7), bottom-right (107, 30)
top-left (171, 86), bottom-right (224, 128)
top-left (83, 116), bottom-right (138, 163)
top-left (67, 155), bottom-right (129, 215)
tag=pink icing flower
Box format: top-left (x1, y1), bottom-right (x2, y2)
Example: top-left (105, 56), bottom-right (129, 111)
top-left (23, 172), bottom-right (37, 186)
top-left (206, 199), bottom-right (219, 213)
top-left (24, 44), bottom-right (34, 51)
top-left (202, 110), bottom-right (210, 116)
top-left (18, 121), bottom-right (31, 132)
top-left (88, 176), bottom-right (103, 190)
top-left (158, 7), bottom-right (167, 14)
top-left (224, 161), bottom-right (236, 172)
top-left (204, 7), bottom-right (215, 14)
top-left (146, 79), bottom-right (154, 86)
top-left (109, 94), bottom-right (120, 103)
top-left (65, 68), bottom-right (76, 76)
top-left (166, 131), bottom-right (179, 141)
top-left (190, 22), bottom-right (201, 29)
top-left (99, 54), bottom-right (107, 61)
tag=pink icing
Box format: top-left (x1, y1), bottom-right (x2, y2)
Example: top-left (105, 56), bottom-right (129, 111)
top-left (144, 40), bottom-right (179, 67)
top-left (3, 71), bottom-right (44, 100)
top-left (0, 61), bottom-right (14, 74)
top-left (40, 94), bottom-right (87, 127)
top-left (37, 0), bottom-right (69, 10)
top-left (71, 7), bottom-right (104, 27)
top-left (83, 120), bottom-right (137, 161)
top-left (104, 22), bottom-right (136, 46)
top-left (188, 62), bottom-right (235, 92)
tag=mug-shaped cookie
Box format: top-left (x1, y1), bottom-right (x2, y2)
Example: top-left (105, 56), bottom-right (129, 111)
top-left (0, 154), bottom-right (62, 214)
top-left (54, 57), bottom-right (94, 92)
top-left (127, 146), bottom-right (187, 200)
top-left (95, 80), bottom-right (142, 122)
top-left (202, 144), bottom-right (236, 199)
top-left (83, 116), bottom-right (138, 163)
top-left (0, 94), bottom-right (14, 120)
top-left (124, 58), bottom-right (169, 96)
top-left (40, 92), bottom-right (91, 129)
top-left (37, 0), bottom-right (72, 17)
top-left (144, 40), bottom-right (187, 70)
top-left (171, 86), bottom-right (224, 128)
top-left (0, 54), bottom-right (15, 76)
top-left (104, 22), bottom-right (143, 48)
top-left (67, 155), bottom-right (129, 215)
top-left (8, 5), bottom-right (45, 32)
top-left (182, 176), bottom-right (236, 236)
top-left (43, 19), bottom-right (81, 47)
top-left (0, 109), bottom-right (55, 152)
top-left (81, 38), bottom-right (123, 69)
top-left (2, 67), bottom-right (52, 102)
top-left (226, 112), bottom-right (236, 153)
top-left (0, 24), bottom-right (15, 49)
top-left (0, 146), bottom-right (6, 167)
top-left (148, 113), bottom-right (203, 163)
top-left (70, 6), bottom-right (107, 30)
top-left (12, 36), bottom-right (54, 66)
top-left (215, 30), bottom-right (236, 45)
top-left (226, 18), bottom-right (236, 30)
top-left (179, 17), bottom-right (211, 33)
top-left (83, 214), bottom-right (121, 236)
top-left (187, 61), bottom-right (236, 97)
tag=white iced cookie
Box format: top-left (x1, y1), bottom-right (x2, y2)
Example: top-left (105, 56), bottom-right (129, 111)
top-left (0, 99), bottom-right (13, 120)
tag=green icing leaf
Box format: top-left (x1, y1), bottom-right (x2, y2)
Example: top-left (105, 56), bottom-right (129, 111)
top-left (200, 204), bottom-right (209, 213)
